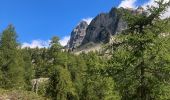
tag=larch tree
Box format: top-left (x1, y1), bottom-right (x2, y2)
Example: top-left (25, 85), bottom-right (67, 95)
top-left (81, 52), bottom-right (120, 100)
top-left (106, 0), bottom-right (170, 100)
top-left (0, 25), bottom-right (25, 89)
top-left (46, 36), bottom-right (76, 100)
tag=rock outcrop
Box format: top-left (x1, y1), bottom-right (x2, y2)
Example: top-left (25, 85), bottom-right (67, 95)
top-left (31, 78), bottom-right (49, 94)
top-left (67, 21), bottom-right (88, 50)
top-left (67, 7), bottom-right (145, 52)
top-left (81, 8), bottom-right (128, 45)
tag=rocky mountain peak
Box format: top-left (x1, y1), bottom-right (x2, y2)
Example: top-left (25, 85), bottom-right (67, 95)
top-left (67, 21), bottom-right (88, 50)
top-left (67, 7), bottom-right (145, 52)
top-left (81, 7), bottom-right (128, 45)
top-left (77, 21), bottom-right (88, 29)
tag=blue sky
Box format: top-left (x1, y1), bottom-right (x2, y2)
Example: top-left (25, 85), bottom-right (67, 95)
top-left (0, 0), bottom-right (155, 47)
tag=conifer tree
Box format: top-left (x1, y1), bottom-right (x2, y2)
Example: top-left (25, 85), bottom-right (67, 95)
top-left (0, 25), bottom-right (25, 89)
top-left (46, 36), bottom-right (76, 100)
top-left (47, 67), bottom-right (75, 100)
top-left (81, 52), bottom-right (120, 100)
top-left (107, 0), bottom-right (170, 99)
top-left (21, 48), bottom-right (34, 90)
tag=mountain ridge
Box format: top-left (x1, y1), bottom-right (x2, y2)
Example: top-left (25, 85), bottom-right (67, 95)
top-left (67, 7), bottom-right (145, 52)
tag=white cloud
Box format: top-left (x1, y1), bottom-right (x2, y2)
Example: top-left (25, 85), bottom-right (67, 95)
top-left (161, 0), bottom-right (170, 18)
top-left (118, 0), bottom-right (137, 8)
top-left (22, 36), bottom-right (70, 48)
top-left (59, 36), bottom-right (70, 46)
top-left (142, 0), bottom-right (155, 8)
top-left (142, 0), bottom-right (170, 19)
top-left (162, 7), bottom-right (170, 18)
top-left (118, 0), bottom-right (170, 18)
top-left (82, 17), bottom-right (93, 25)
top-left (22, 40), bottom-right (50, 48)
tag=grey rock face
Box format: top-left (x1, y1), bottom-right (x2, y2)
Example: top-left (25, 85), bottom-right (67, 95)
top-left (67, 7), bottom-right (145, 51)
top-left (67, 21), bottom-right (88, 50)
top-left (81, 8), bottom-right (128, 45)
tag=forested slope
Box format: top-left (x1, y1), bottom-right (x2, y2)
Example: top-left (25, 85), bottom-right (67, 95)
top-left (0, 0), bottom-right (170, 100)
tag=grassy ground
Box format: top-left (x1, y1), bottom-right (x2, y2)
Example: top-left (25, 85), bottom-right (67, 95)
top-left (0, 88), bottom-right (47, 100)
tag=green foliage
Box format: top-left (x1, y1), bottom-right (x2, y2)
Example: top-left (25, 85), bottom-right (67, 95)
top-left (1, 1), bottom-right (170, 99)
top-left (0, 88), bottom-right (46, 100)
top-left (38, 79), bottom-right (49, 96)
top-left (81, 52), bottom-right (120, 100)
top-left (49, 36), bottom-right (62, 56)
top-left (0, 25), bottom-right (25, 89)
top-left (31, 48), bottom-right (50, 78)
top-left (107, 1), bottom-right (170, 100)
top-left (46, 36), bottom-right (76, 100)
top-left (21, 48), bottom-right (34, 90)
top-left (46, 67), bottom-right (75, 100)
